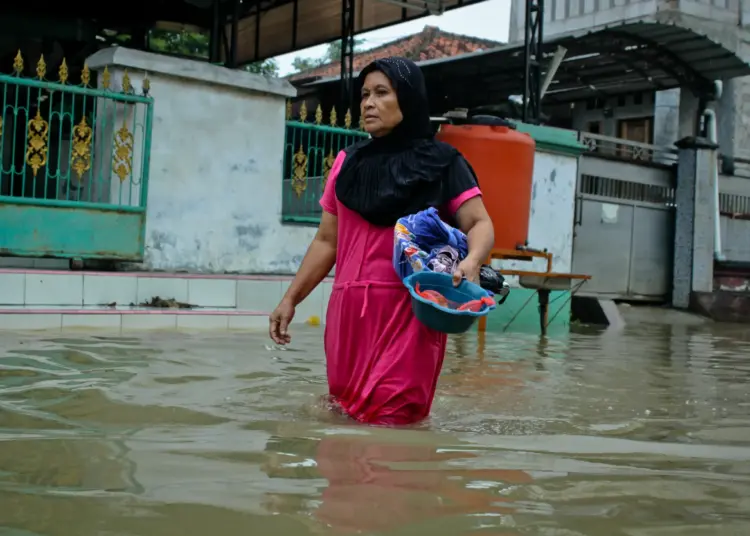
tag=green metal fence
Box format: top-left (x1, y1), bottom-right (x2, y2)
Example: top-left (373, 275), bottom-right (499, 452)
top-left (282, 101), bottom-right (368, 224)
top-left (0, 51), bottom-right (154, 260)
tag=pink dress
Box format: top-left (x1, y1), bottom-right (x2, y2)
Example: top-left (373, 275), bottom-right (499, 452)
top-left (319, 151), bottom-right (481, 425)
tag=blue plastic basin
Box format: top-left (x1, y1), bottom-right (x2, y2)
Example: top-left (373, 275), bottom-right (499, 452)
top-left (404, 271), bottom-right (496, 334)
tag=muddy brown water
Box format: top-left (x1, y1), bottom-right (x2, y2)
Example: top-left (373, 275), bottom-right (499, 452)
top-left (1, 318), bottom-right (750, 535)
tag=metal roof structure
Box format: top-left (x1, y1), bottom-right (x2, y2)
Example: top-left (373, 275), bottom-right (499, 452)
top-left (6, 0), bottom-right (490, 65)
top-left (170, 0), bottom-right (492, 64)
top-left (230, 0), bottom-right (490, 64)
top-left (298, 21), bottom-right (750, 108)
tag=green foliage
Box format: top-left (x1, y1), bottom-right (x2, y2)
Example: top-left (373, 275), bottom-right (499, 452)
top-left (291, 38), bottom-right (366, 73)
top-left (146, 28), bottom-right (278, 75)
top-left (243, 59), bottom-right (280, 76)
top-left (149, 28), bottom-right (210, 58)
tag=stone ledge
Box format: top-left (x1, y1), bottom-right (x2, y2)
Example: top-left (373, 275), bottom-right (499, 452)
top-left (86, 47), bottom-right (296, 99)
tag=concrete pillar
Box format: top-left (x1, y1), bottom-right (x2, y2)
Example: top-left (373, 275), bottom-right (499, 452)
top-left (717, 78), bottom-right (737, 167)
top-left (653, 88), bottom-right (680, 147)
top-left (678, 90), bottom-right (701, 139)
top-left (672, 136), bottom-right (718, 309)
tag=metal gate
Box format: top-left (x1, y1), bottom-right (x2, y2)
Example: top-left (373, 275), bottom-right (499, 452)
top-left (572, 134), bottom-right (677, 301)
top-left (0, 52), bottom-right (153, 261)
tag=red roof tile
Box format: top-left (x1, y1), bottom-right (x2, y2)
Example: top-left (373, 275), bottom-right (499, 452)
top-left (286, 25), bottom-right (502, 82)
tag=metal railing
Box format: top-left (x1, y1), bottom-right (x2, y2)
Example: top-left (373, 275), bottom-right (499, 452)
top-left (719, 174), bottom-right (750, 216)
top-left (578, 132), bottom-right (678, 165)
top-left (282, 100), bottom-right (368, 224)
top-left (0, 51), bottom-right (153, 212)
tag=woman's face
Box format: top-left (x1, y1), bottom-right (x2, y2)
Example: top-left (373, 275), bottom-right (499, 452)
top-left (360, 70), bottom-right (403, 137)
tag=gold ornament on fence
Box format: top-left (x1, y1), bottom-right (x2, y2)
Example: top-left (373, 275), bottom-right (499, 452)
top-left (344, 109), bottom-right (352, 129)
top-left (122, 70), bottom-right (131, 93)
top-left (36, 55), bottom-right (46, 80)
top-left (315, 104), bottom-right (323, 125)
top-left (299, 101), bottom-right (308, 122)
top-left (113, 116), bottom-right (134, 183)
top-left (13, 50), bottom-right (23, 74)
top-left (81, 63), bottom-right (90, 86)
top-left (70, 116), bottom-right (92, 180)
top-left (102, 66), bottom-right (111, 89)
top-left (330, 107), bottom-right (338, 127)
top-left (286, 100), bottom-right (292, 120)
top-left (322, 150), bottom-right (335, 190)
top-left (26, 110), bottom-right (49, 177)
top-left (58, 58), bottom-right (69, 84)
top-left (292, 145), bottom-right (308, 197)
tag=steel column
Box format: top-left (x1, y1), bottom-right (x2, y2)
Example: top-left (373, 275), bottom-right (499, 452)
top-left (522, 0), bottom-right (544, 123)
top-left (228, 0), bottom-right (241, 67)
top-left (340, 0), bottom-right (356, 111)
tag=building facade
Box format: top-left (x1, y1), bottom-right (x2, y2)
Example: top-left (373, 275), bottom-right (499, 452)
top-left (509, 0), bottom-right (750, 161)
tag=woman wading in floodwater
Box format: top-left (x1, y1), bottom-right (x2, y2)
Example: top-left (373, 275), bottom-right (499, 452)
top-left (269, 57), bottom-right (494, 425)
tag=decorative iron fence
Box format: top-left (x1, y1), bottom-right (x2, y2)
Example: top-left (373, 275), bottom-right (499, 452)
top-left (0, 51), bottom-right (154, 260)
top-left (1, 52), bottom-right (153, 207)
top-left (282, 100), bottom-right (368, 224)
top-left (579, 132), bottom-right (678, 165)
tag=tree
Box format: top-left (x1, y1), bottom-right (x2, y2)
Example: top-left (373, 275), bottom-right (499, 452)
top-left (148, 29), bottom-right (210, 58)
top-left (292, 56), bottom-right (324, 72)
top-left (244, 59), bottom-right (280, 77)
top-left (291, 38), bottom-right (366, 73)
top-left (324, 38), bottom-right (365, 62)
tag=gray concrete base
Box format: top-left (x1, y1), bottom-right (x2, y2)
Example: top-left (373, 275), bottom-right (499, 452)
top-left (691, 291), bottom-right (750, 323)
top-left (572, 296), bottom-right (626, 328)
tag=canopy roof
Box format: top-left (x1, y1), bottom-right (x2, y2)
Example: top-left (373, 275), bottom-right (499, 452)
top-left (299, 21), bottom-right (750, 108)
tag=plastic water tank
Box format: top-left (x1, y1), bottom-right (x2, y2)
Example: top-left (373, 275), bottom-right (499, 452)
top-left (437, 115), bottom-right (535, 251)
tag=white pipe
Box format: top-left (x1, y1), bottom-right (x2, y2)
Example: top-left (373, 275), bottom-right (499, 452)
top-left (703, 108), bottom-right (725, 261)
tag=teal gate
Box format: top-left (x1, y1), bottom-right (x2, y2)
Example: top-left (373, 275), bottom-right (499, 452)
top-left (0, 52), bottom-right (153, 260)
top-left (282, 101), bottom-right (368, 224)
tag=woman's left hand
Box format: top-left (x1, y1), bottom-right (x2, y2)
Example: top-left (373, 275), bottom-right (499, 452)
top-left (453, 257), bottom-right (481, 286)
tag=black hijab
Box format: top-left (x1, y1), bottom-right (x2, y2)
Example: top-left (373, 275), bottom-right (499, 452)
top-left (335, 57), bottom-right (478, 227)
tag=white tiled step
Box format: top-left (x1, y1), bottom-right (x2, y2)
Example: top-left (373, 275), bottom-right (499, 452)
top-left (0, 307), bottom-right (271, 331)
top-left (0, 269), bottom-right (332, 321)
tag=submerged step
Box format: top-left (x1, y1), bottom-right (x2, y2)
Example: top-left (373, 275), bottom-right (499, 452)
top-left (0, 306), bottom-right (272, 331)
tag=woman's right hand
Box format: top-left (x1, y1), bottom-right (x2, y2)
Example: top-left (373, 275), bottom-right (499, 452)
top-left (269, 298), bottom-right (295, 345)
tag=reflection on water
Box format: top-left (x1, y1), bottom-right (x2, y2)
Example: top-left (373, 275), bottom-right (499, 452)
top-left (1, 320), bottom-right (750, 535)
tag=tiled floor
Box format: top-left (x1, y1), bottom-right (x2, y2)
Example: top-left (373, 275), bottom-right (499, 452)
top-left (0, 269), bottom-right (333, 331)
top-left (0, 270), bottom-right (331, 307)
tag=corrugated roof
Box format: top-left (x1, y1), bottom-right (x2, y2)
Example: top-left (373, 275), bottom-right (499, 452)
top-left (300, 21), bottom-right (750, 107)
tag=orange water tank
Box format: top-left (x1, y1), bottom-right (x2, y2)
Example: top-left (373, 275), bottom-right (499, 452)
top-left (437, 117), bottom-right (535, 250)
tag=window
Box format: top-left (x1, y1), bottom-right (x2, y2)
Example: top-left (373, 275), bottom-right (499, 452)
top-left (618, 117), bottom-right (653, 144)
top-left (586, 121), bottom-right (602, 135)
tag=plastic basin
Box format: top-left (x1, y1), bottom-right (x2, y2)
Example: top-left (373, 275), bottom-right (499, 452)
top-left (404, 271), bottom-right (496, 334)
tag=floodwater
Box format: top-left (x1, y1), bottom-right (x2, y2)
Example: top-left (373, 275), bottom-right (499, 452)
top-left (1, 313), bottom-right (750, 535)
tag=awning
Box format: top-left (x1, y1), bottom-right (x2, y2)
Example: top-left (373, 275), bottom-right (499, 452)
top-left (298, 21), bottom-right (750, 107)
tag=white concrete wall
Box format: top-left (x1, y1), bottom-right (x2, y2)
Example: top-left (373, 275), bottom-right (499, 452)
top-left (87, 48), bottom-right (316, 274)
top-left (509, 0), bottom-right (742, 43)
top-left (492, 149), bottom-right (578, 284)
top-left (509, 0), bottom-right (660, 43)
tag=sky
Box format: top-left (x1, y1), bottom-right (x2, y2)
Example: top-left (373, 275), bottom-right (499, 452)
top-left (273, 0), bottom-right (511, 76)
